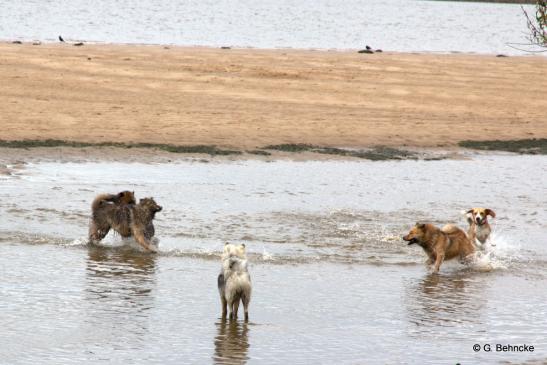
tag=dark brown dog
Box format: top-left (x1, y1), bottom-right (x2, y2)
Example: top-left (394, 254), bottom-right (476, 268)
top-left (89, 194), bottom-right (162, 253)
top-left (466, 207), bottom-right (496, 246)
top-left (403, 223), bottom-right (475, 273)
top-left (89, 192), bottom-right (134, 241)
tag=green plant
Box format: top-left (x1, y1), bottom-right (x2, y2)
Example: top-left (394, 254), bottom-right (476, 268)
top-left (523, 1), bottom-right (547, 47)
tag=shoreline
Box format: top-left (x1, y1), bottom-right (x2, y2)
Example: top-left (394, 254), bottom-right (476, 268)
top-left (0, 145), bottom-right (460, 165)
top-left (1, 42), bottom-right (546, 154)
top-left (0, 140), bottom-right (544, 167)
top-left (0, 136), bottom-right (544, 164)
top-left (3, 39), bottom-right (542, 57)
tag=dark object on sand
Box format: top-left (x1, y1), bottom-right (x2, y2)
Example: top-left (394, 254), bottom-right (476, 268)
top-left (358, 49), bottom-right (374, 54)
top-left (12, 41), bottom-right (22, 44)
top-left (58, 35), bottom-right (65, 42)
top-left (32, 41), bottom-right (41, 45)
top-left (459, 138), bottom-right (546, 155)
top-left (366, 45), bottom-right (372, 50)
top-left (496, 54), bottom-right (508, 57)
top-left (73, 42), bottom-right (84, 46)
top-left (262, 144), bottom-right (418, 161)
top-left (375, 49), bottom-right (383, 53)
top-left (221, 46), bottom-right (231, 50)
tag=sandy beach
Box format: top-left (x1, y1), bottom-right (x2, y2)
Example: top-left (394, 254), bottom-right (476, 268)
top-left (1, 42), bottom-right (546, 150)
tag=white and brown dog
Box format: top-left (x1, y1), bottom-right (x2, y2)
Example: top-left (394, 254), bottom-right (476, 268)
top-left (465, 207), bottom-right (496, 248)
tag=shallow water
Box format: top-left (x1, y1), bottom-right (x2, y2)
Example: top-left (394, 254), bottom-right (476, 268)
top-left (0, 0), bottom-right (538, 54)
top-left (1, 154), bottom-right (546, 363)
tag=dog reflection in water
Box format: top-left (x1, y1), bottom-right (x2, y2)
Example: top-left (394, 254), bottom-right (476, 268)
top-left (213, 320), bottom-right (250, 365)
top-left (87, 245), bottom-right (157, 276)
top-left (85, 245), bottom-right (157, 306)
top-left (405, 271), bottom-right (485, 330)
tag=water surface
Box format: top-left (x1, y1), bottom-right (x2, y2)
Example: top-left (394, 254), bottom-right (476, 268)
top-left (0, 154), bottom-right (546, 364)
top-left (0, 0), bottom-right (537, 54)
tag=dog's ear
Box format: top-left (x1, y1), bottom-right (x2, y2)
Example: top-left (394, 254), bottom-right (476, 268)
top-left (240, 243), bottom-right (246, 248)
top-left (224, 242), bottom-right (229, 246)
top-left (486, 209), bottom-right (496, 218)
top-left (466, 209), bottom-right (474, 214)
top-left (416, 222), bottom-right (425, 229)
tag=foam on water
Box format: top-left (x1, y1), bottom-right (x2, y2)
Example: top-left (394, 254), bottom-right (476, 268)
top-left (469, 232), bottom-right (522, 272)
top-left (66, 237), bottom-right (88, 247)
top-left (261, 247), bottom-right (275, 262)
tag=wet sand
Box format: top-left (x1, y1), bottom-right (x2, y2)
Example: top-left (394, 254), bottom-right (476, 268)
top-left (1, 42), bottom-right (546, 150)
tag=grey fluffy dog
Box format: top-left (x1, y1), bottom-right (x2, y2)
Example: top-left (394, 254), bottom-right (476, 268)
top-left (218, 243), bottom-right (252, 320)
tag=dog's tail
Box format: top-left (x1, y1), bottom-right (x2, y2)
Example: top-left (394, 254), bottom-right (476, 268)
top-left (441, 224), bottom-right (460, 234)
top-left (91, 193), bottom-right (117, 212)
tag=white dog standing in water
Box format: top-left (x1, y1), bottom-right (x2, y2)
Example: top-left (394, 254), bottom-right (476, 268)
top-left (218, 243), bottom-right (252, 321)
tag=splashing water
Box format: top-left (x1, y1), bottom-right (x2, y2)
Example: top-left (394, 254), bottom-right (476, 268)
top-left (469, 232), bottom-right (522, 272)
top-left (66, 237), bottom-right (88, 247)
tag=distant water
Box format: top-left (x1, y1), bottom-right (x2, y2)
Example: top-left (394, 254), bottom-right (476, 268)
top-left (0, 0), bottom-right (538, 54)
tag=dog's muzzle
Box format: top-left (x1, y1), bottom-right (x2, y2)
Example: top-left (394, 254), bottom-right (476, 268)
top-left (156, 206), bottom-right (163, 212)
top-left (403, 236), bottom-right (418, 245)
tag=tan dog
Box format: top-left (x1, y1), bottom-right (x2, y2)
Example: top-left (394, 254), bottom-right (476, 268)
top-left (218, 243), bottom-right (252, 321)
top-left (465, 208), bottom-right (496, 247)
top-left (89, 194), bottom-right (162, 253)
top-left (403, 223), bottom-right (475, 273)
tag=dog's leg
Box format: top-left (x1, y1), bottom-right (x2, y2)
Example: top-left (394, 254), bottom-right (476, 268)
top-left (220, 297), bottom-right (228, 319)
top-left (460, 252), bottom-right (474, 265)
top-left (468, 225), bottom-right (485, 251)
top-left (88, 221), bottom-right (110, 243)
top-left (228, 298), bottom-right (235, 320)
top-left (218, 273), bottom-right (227, 319)
top-left (88, 221), bottom-right (99, 242)
top-left (472, 236), bottom-right (483, 251)
top-left (221, 296), bottom-right (228, 319)
top-left (433, 253), bottom-right (445, 273)
top-left (242, 295), bottom-right (250, 322)
top-left (131, 224), bottom-right (158, 253)
top-left (233, 298), bottom-right (240, 320)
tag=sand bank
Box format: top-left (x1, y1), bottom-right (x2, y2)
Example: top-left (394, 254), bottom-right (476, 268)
top-left (1, 43), bottom-right (546, 150)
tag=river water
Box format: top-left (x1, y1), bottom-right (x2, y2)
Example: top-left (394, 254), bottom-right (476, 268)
top-left (0, 0), bottom-right (538, 54)
top-left (0, 153), bottom-right (546, 363)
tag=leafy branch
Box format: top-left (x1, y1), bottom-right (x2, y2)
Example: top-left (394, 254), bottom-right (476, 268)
top-left (522, 1), bottom-right (547, 47)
